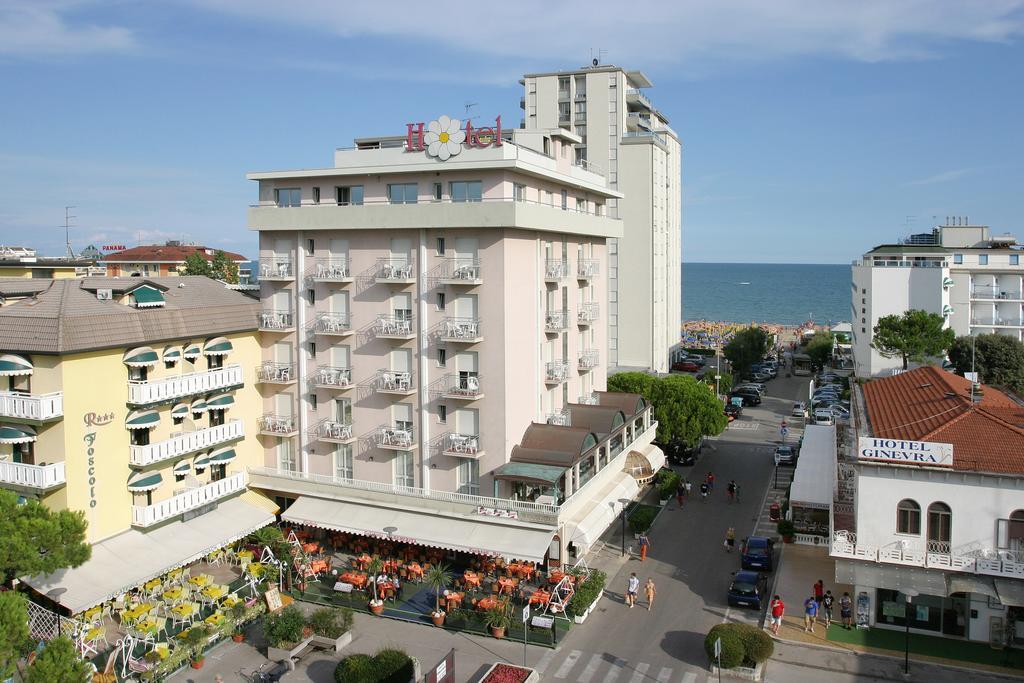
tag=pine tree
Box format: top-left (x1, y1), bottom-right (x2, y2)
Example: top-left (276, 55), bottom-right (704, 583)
top-left (26, 636), bottom-right (91, 683)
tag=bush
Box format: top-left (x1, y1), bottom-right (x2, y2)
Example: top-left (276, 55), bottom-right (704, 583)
top-left (737, 624), bottom-right (774, 663)
top-left (776, 519), bottom-right (795, 537)
top-left (628, 505), bottom-right (657, 534)
top-left (374, 647), bottom-right (414, 683)
top-left (656, 471), bottom-right (681, 500)
top-left (567, 569), bottom-right (607, 617)
top-left (704, 624), bottom-right (744, 669)
top-left (335, 654), bottom-right (375, 683)
top-left (310, 606), bottom-right (353, 639)
top-left (263, 605), bottom-right (305, 648)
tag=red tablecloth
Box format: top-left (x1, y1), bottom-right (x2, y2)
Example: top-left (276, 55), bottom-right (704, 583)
top-left (528, 590), bottom-right (551, 606)
top-left (476, 597), bottom-right (499, 611)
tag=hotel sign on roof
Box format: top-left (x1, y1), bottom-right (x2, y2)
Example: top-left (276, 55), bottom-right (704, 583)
top-left (406, 114), bottom-right (502, 160)
top-left (857, 437), bottom-right (953, 467)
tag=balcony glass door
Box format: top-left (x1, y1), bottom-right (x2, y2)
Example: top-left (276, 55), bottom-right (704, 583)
top-left (457, 459), bottom-right (479, 495)
top-left (334, 398), bottom-right (352, 425)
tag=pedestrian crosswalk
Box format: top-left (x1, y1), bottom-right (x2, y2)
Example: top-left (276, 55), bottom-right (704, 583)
top-left (542, 650), bottom-right (712, 683)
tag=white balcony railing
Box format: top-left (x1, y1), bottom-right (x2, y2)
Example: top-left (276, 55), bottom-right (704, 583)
top-left (376, 425), bottom-right (415, 449)
top-left (375, 370), bottom-right (414, 394)
top-left (577, 393), bottom-right (599, 405)
top-left (546, 410), bottom-right (571, 426)
top-left (376, 258), bottom-right (414, 282)
top-left (311, 366), bottom-right (352, 389)
top-left (258, 414), bottom-right (297, 436)
top-left (440, 258), bottom-right (481, 284)
top-left (259, 258), bottom-right (293, 280)
top-left (443, 373), bottom-right (482, 399)
top-left (132, 472), bottom-right (246, 527)
top-left (314, 312), bottom-right (352, 335)
top-left (545, 260), bottom-right (569, 281)
top-left (440, 317), bottom-right (481, 342)
top-left (577, 259), bottom-right (599, 279)
top-left (443, 433), bottom-right (480, 457)
top-left (256, 362), bottom-right (295, 384)
top-left (545, 310), bottom-right (569, 331)
top-left (971, 289), bottom-right (1023, 300)
top-left (545, 361), bottom-right (570, 383)
top-left (376, 315), bottom-right (414, 338)
top-left (127, 365), bottom-right (242, 405)
top-left (830, 530), bottom-right (1024, 579)
top-left (0, 391), bottom-right (63, 420)
top-left (312, 257), bottom-right (351, 282)
top-left (313, 420), bottom-right (354, 443)
top-left (577, 302), bottom-right (599, 325)
top-left (578, 351), bottom-right (599, 370)
top-left (971, 317), bottom-right (1024, 327)
top-left (259, 310), bottom-right (294, 331)
top-left (129, 419), bottom-right (244, 466)
top-left (0, 460), bottom-right (66, 489)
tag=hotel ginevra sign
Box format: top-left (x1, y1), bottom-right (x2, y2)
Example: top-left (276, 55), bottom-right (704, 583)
top-left (406, 115), bottom-right (502, 160)
top-left (857, 437), bottom-right (953, 467)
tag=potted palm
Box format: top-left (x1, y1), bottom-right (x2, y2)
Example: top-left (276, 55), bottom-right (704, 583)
top-left (367, 557), bottom-right (385, 615)
top-left (230, 602), bottom-right (247, 642)
top-left (184, 624), bottom-right (211, 669)
top-left (425, 563), bottom-right (451, 627)
top-left (484, 604), bottom-right (511, 639)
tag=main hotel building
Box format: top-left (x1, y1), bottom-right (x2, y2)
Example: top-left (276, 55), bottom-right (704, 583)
top-left (247, 118), bottom-right (664, 565)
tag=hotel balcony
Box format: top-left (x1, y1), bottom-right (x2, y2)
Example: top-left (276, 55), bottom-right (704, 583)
top-left (440, 317), bottom-right (482, 343)
top-left (314, 312), bottom-right (353, 337)
top-left (439, 258), bottom-right (482, 286)
top-left (132, 471), bottom-right (246, 528)
top-left (971, 316), bottom-right (1024, 327)
top-left (129, 419), bottom-right (244, 467)
top-left (312, 257), bottom-right (352, 283)
top-left (971, 289), bottom-right (1023, 301)
top-left (312, 419), bottom-right (356, 444)
top-left (544, 259), bottom-right (569, 282)
top-left (375, 258), bottom-right (416, 284)
top-left (375, 315), bottom-right (415, 340)
top-left (442, 432), bottom-right (482, 458)
top-left (259, 258), bottom-right (293, 281)
top-left (546, 410), bottom-right (571, 426)
top-left (0, 461), bottom-right (66, 491)
top-left (375, 370), bottom-right (415, 396)
top-left (545, 361), bottom-right (570, 384)
top-left (577, 302), bottom-right (599, 326)
top-left (577, 393), bottom-right (599, 405)
top-left (127, 365), bottom-right (242, 406)
top-left (625, 88), bottom-right (654, 111)
top-left (545, 310), bottom-right (569, 333)
top-left (311, 366), bottom-right (353, 391)
top-left (258, 310), bottom-right (295, 333)
top-left (375, 424), bottom-right (416, 451)
top-left (577, 259), bottom-right (600, 281)
top-left (441, 373), bottom-right (483, 401)
top-left (258, 414), bottom-right (298, 437)
top-left (0, 391), bottom-right (63, 422)
top-left (626, 112), bottom-right (654, 131)
top-left (578, 350), bottom-right (599, 371)
top-left (256, 362), bottom-right (296, 385)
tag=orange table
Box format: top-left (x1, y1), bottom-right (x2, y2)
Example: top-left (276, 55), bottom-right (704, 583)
top-left (463, 572), bottom-right (481, 589)
top-left (528, 590), bottom-right (551, 606)
top-left (353, 554), bottom-right (372, 570)
top-left (476, 597), bottom-right (500, 611)
top-left (340, 573), bottom-right (367, 589)
top-left (382, 559), bottom-right (400, 574)
top-left (406, 563), bottom-right (424, 579)
top-left (548, 571), bottom-right (574, 585)
top-left (443, 591), bottom-right (464, 611)
top-left (302, 542), bottom-right (320, 554)
top-left (497, 577), bottom-right (516, 595)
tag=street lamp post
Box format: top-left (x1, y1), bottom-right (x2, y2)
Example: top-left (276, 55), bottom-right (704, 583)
top-left (618, 498), bottom-right (632, 557)
top-left (901, 589), bottom-right (919, 675)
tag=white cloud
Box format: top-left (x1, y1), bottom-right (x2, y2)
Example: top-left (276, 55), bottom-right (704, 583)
top-left (193, 0), bottom-right (1024, 67)
top-left (907, 168), bottom-right (974, 186)
top-left (0, 1), bottom-right (136, 58)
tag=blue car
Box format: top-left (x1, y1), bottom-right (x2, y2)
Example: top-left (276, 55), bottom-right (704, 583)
top-left (741, 536), bottom-right (775, 571)
top-left (728, 571), bottom-right (768, 610)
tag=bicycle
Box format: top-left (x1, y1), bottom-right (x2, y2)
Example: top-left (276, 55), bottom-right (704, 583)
top-left (240, 661), bottom-right (288, 683)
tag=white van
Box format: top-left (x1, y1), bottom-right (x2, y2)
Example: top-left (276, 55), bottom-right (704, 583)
top-left (813, 409), bottom-right (835, 426)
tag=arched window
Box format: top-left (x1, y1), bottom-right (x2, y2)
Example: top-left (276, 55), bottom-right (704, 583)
top-left (896, 499), bottom-right (921, 535)
top-left (927, 502), bottom-right (952, 551)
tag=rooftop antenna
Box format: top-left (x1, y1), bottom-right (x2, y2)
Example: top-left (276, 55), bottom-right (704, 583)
top-left (63, 206), bottom-right (77, 259)
top-left (463, 101), bottom-right (478, 123)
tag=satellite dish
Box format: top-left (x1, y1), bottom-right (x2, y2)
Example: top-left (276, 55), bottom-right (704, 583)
top-left (592, 58), bottom-right (599, 66)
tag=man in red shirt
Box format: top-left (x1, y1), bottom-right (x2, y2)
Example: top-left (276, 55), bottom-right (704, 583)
top-left (769, 595), bottom-right (785, 635)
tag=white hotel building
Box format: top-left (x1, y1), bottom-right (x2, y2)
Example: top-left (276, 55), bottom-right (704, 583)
top-left (833, 366), bottom-right (1024, 644)
top-left (852, 221), bottom-right (1024, 377)
top-left (245, 118), bottom-right (664, 566)
top-left (522, 65), bottom-right (682, 373)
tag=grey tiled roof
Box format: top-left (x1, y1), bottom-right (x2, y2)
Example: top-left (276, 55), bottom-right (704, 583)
top-left (0, 276), bottom-right (259, 354)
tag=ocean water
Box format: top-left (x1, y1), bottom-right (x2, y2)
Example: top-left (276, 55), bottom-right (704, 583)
top-left (682, 262), bottom-right (850, 326)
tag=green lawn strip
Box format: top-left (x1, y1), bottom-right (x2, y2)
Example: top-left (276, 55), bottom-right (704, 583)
top-left (826, 625), bottom-right (1024, 669)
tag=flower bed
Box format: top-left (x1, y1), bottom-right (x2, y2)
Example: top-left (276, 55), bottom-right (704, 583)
top-left (478, 662), bottom-right (540, 683)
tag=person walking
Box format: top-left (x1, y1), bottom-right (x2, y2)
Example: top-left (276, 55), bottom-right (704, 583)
top-left (813, 579), bottom-right (825, 612)
top-left (726, 480), bottom-right (736, 503)
top-left (803, 595), bottom-right (818, 633)
top-left (769, 595), bottom-right (785, 635)
top-left (699, 481), bottom-right (710, 501)
top-left (822, 590), bottom-right (835, 628)
top-left (839, 592), bottom-right (853, 629)
top-left (626, 573), bottom-right (639, 608)
top-left (644, 578), bottom-right (657, 611)
top-left (676, 480), bottom-right (686, 507)
top-left (638, 532), bottom-right (651, 561)
top-left (724, 527), bottom-right (736, 553)
top-left (706, 471), bottom-right (716, 491)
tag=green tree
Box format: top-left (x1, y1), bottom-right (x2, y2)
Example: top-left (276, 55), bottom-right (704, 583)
top-left (609, 373), bottom-right (727, 446)
top-left (871, 310), bottom-right (956, 370)
top-left (949, 334), bottom-right (1024, 393)
top-left (0, 490), bottom-right (90, 584)
top-left (0, 591), bottom-right (30, 681)
top-left (806, 332), bottom-right (835, 368)
top-left (181, 252), bottom-right (212, 277)
top-left (26, 635), bottom-right (90, 683)
top-left (606, 372), bottom-right (656, 398)
top-left (723, 327), bottom-right (770, 378)
top-left (210, 250), bottom-right (239, 284)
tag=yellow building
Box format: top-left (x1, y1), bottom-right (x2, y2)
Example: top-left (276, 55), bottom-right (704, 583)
top-left (0, 276), bottom-right (276, 614)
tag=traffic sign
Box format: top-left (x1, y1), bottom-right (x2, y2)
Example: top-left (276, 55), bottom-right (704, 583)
top-left (713, 636), bottom-right (721, 658)
top-left (780, 426), bottom-right (788, 437)
top-left (522, 606), bottom-right (530, 623)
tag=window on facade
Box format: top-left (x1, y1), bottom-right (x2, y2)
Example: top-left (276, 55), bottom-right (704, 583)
top-left (561, 190), bottom-right (568, 210)
top-left (336, 185), bottom-right (364, 206)
top-left (576, 198), bottom-right (587, 213)
top-left (308, 393), bottom-right (317, 411)
top-left (12, 442), bottom-right (34, 465)
top-left (436, 237), bottom-right (445, 255)
top-left (394, 451), bottom-right (414, 488)
top-left (307, 239), bottom-right (315, 255)
top-left (438, 404), bottom-right (447, 423)
top-left (437, 348), bottom-right (446, 367)
top-left (558, 102), bottom-right (570, 121)
top-left (450, 181), bottom-right (482, 203)
top-left (896, 499), bottom-right (921, 534)
top-left (307, 289), bottom-right (315, 306)
top-left (209, 409), bottom-right (225, 427)
top-left (278, 441), bottom-right (296, 472)
top-left (436, 292), bottom-right (445, 311)
top-left (979, 254), bottom-right (989, 265)
top-left (513, 183), bottom-right (526, 201)
top-left (211, 464), bottom-right (226, 482)
top-left (574, 147), bottom-right (587, 166)
top-left (432, 183), bottom-right (442, 201)
top-left (334, 444), bottom-right (353, 480)
top-left (457, 459), bottom-right (480, 495)
top-left (388, 183), bottom-right (418, 204)
top-left (953, 254), bottom-right (963, 264)
top-left (207, 354), bottom-right (224, 370)
top-left (128, 366), bottom-right (148, 382)
top-left (1012, 255), bottom-right (1020, 266)
top-left (542, 138), bottom-right (551, 156)
top-left (130, 429), bottom-right (150, 446)
top-left (558, 76), bottom-right (570, 96)
top-left (927, 502), bottom-right (952, 549)
top-left (312, 188), bottom-right (320, 204)
top-left (274, 188), bottom-right (301, 207)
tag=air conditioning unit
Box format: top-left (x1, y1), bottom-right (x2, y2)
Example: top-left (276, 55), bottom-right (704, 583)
top-left (96, 289), bottom-right (113, 301)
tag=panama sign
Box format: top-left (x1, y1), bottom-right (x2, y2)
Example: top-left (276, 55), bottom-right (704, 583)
top-left (857, 437), bottom-right (953, 467)
top-left (406, 115), bottom-right (503, 160)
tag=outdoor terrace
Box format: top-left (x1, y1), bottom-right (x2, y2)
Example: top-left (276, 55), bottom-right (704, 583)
top-left (0, 460), bottom-right (65, 490)
top-left (127, 366), bottom-right (242, 406)
top-left (0, 391), bottom-right (63, 421)
top-left (129, 419), bottom-right (244, 467)
top-left (132, 472), bottom-right (246, 527)
top-left (831, 530), bottom-right (1024, 580)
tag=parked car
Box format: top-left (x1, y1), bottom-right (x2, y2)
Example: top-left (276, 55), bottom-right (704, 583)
top-left (751, 372), bottom-right (771, 383)
top-left (729, 390), bottom-right (761, 407)
top-left (791, 401), bottom-right (807, 418)
top-left (774, 444), bottom-right (798, 466)
top-left (672, 360), bottom-right (701, 372)
top-left (724, 403), bottom-right (743, 420)
top-left (740, 536), bottom-right (776, 571)
top-left (813, 409), bottom-right (836, 426)
top-left (738, 382), bottom-right (766, 393)
top-left (830, 405), bottom-right (851, 420)
top-left (727, 570), bottom-right (769, 610)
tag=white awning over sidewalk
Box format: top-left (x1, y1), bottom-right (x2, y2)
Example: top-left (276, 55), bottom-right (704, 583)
top-left (790, 424), bottom-right (836, 510)
top-left (22, 495), bottom-right (275, 614)
top-left (281, 496), bottom-right (555, 564)
top-left (563, 474), bottom-right (640, 551)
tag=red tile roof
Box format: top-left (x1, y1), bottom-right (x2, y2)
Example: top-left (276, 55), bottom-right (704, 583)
top-left (862, 366), bottom-right (1024, 475)
top-left (102, 245), bottom-right (247, 263)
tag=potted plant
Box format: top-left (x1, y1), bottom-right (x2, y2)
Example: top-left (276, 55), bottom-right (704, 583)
top-left (366, 557), bottom-right (385, 615)
top-left (229, 602), bottom-right (247, 642)
top-left (777, 519), bottom-right (795, 543)
top-left (184, 624), bottom-right (211, 669)
top-left (484, 604), bottom-right (511, 639)
top-left (424, 563), bottom-right (451, 626)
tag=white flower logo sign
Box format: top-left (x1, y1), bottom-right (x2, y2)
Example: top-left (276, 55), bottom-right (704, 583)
top-left (423, 115), bottom-right (466, 161)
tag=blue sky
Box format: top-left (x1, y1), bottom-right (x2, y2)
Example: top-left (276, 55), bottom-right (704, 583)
top-left (1, 1), bottom-right (1022, 264)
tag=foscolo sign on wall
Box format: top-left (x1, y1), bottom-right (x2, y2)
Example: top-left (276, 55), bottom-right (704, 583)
top-left (857, 437), bottom-right (953, 467)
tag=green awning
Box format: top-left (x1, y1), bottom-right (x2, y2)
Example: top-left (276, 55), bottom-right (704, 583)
top-left (203, 337), bottom-right (233, 356)
top-left (123, 346), bottom-right (159, 367)
top-left (162, 346), bottom-right (182, 364)
top-left (492, 461), bottom-right (566, 485)
top-left (208, 447), bottom-right (236, 465)
top-left (183, 343), bottom-right (201, 361)
top-left (127, 470), bottom-right (163, 492)
top-left (171, 403), bottom-right (190, 419)
top-left (193, 452), bottom-right (211, 471)
top-left (190, 399), bottom-right (207, 414)
top-left (206, 393), bottom-right (235, 409)
top-left (125, 409), bottom-right (160, 430)
top-left (173, 460), bottom-right (191, 475)
top-left (0, 425), bottom-right (37, 444)
top-left (0, 354), bottom-right (32, 377)
top-left (132, 286), bottom-right (165, 308)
